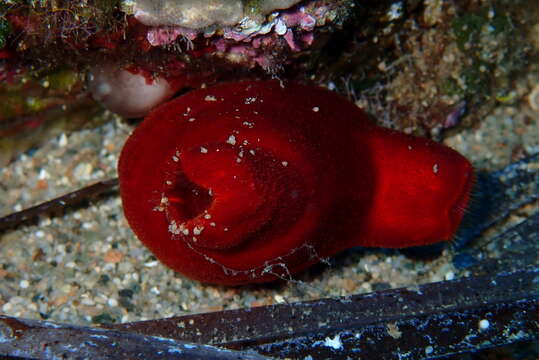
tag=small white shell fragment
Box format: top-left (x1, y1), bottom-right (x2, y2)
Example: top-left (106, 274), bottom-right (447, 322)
top-left (478, 319), bottom-right (490, 330)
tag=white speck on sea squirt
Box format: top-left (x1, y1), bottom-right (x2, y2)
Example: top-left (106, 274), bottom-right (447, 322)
top-left (226, 135), bottom-right (237, 145)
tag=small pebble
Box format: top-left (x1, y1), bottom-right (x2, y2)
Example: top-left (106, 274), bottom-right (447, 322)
top-left (73, 163), bottom-right (93, 180)
top-left (104, 249), bottom-right (123, 264)
top-left (478, 319), bottom-right (490, 330)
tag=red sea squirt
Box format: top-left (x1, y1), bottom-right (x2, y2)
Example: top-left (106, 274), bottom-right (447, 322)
top-left (118, 80), bottom-right (474, 285)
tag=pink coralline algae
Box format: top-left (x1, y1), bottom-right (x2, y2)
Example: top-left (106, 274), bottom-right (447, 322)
top-left (281, 7), bottom-right (318, 31)
top-left (140, 2), bottom-right (338, 70)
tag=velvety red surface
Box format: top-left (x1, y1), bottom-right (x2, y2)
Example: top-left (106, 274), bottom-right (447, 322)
top-left (118, 80), bottom-right (473, 285)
